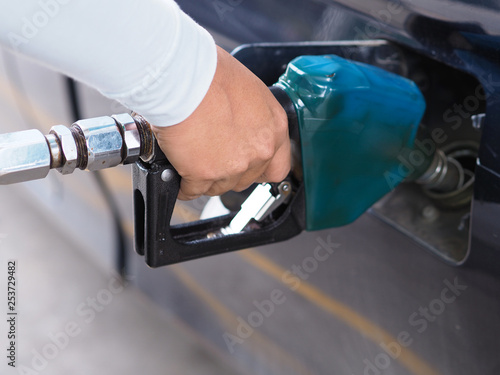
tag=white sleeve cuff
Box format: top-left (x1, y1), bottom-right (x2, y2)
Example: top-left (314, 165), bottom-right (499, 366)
top-left (101, 4), bottom-right (218, 126)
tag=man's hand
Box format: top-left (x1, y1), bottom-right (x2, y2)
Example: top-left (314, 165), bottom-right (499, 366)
top-left (152, 46), bottom-right (291, 200)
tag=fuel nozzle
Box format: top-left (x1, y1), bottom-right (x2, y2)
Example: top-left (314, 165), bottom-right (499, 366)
top-left (414, 148), bottom-right (465, 193)
top-left (0, 113), bottom-right (154, 185)
top-left (407, 142), bottom-right (477, 209)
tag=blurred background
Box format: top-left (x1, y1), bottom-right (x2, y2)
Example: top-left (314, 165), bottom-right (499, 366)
top-left (1, 1), bottom-right (500, 375)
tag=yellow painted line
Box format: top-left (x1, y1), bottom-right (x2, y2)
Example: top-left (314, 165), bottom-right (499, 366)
top-left (124, 220), bottom-right (134, 239)
top-left (122, 213), bottom-right (314, 374)
top-left (172, 203), bottom-right (201, 223)
top-left (170, 265), bottom-right (237, 326)
top-left (126, 206), bottom-right (439, 375)
top-left (0, 62), bottom-right (438, 375)
top-left (239, 250), bottom-right (441, 375)
top-left (170, 265), bottom-right (316, 375)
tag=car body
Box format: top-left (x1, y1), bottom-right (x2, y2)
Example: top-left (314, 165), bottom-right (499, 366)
top-left (1, 1), bottom-right (499, 374)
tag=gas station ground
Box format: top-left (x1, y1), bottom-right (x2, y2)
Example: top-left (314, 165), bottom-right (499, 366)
top-left (0, 185), bottom-right (243, 375)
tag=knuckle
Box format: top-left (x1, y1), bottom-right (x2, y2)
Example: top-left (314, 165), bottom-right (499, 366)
top-left (258, 141), bottom-right (275, 162)
top-left (231, 159), bottom-right (249, 176)
top-left (267, 164), bottom-right (290, 183)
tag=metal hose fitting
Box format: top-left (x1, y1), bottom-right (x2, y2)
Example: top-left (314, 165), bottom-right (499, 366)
top-left (0, 113), bottom-right (154, 185)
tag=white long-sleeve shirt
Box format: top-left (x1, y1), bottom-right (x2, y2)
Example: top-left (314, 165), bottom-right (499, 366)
top-left (0, 0), bottom-right (217, 126)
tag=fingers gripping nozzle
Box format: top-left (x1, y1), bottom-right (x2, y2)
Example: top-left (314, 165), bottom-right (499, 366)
top-left (0, 113), bottom-right (154, 185)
